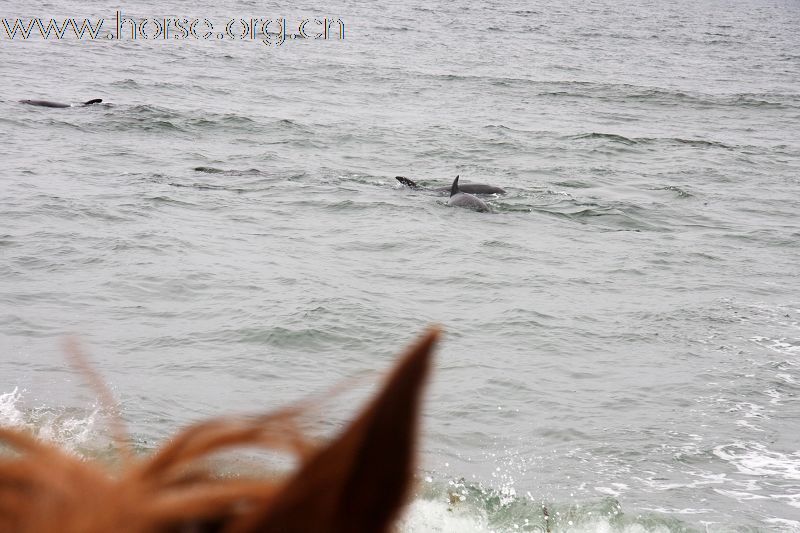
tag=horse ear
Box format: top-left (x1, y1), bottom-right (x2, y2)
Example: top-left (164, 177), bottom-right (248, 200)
top-left (230, 327), bottom-right (440, 533)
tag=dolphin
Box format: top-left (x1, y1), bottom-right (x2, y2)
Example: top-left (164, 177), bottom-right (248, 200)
top-left (396, 176), bottom-right (505, 195)
top-left (447, 175), bottom-right (491, 212)
top-left (20, 98), bottom-right (103, 108)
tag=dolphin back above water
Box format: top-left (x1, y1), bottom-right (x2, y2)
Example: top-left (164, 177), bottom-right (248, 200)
top-left (447, 175), bottom-right (491, 212)
top-left (20, 98), bottom-right (103, 108)
top-left (396, 176), bottom-right (506, 195)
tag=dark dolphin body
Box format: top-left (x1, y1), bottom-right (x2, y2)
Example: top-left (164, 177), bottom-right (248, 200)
top-left (396, 176), bottom-right (505, 195)
top-left (447, 175), bottom-right (490, 212)
top-left (20, 98), bottom-right (103, 108)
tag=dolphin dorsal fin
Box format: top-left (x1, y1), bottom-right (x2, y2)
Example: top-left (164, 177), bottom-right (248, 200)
top-left (83, 98), bottom-right (102, 105)
top-left (450, 175), bottom-right (460, 197)
top-left (395, 176), bottom-right (419, 189)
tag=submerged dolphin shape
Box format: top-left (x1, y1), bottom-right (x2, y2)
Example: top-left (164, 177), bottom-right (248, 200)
top-left (20, 98), bottom-right (103, 108)
top-left (396, 176), bottom-right (505, 195)
top-left (447, 176), bottom-right (490, 212)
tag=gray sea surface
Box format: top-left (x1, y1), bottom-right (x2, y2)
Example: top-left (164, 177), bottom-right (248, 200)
top-left (1, 0), bottom-right (799, 530)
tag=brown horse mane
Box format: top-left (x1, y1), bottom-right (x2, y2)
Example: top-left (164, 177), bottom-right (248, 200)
top-left (0, 327), bottom-right (440, 533)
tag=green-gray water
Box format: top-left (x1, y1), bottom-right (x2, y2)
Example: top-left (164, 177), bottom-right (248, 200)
top-left (1, 0), bottom-right (799, 530)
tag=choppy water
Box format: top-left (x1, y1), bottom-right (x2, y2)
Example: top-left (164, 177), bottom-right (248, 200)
top-left (2, 0), bottom-right (799, 530)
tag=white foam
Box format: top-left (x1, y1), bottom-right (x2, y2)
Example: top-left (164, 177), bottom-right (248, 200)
top-left (734, 419), bottom-right (764, 432)
top-left (749, 335), bottom-right (800, 357)
top-left (594, 483), bottom-right (629, 497)
top-left (771, 491), bottom-right (800, 509)
top-left (765, 388), bottom-right (783, 405)
top-left (0, 388), bottom-right (97, 452)
top-left (398, 498), bottom-right (489, 533)
top-left (714, 442), bottom-right (800, 481)
top-left (638, 506), bottom-right (713, 515)
top-left (398, 497), bottom-right (677, 533)
top-left (764, 517), bottom-right (800, 530)
top-left (0, 388), bottom-right (25, 427)
top-left (713, 488), bottom-right (769, 502)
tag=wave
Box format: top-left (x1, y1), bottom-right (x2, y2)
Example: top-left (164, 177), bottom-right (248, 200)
top-left (0, 388), bottom-right (99, 454)
top-left (191, 166), bottom-right (265, 176)
top-left (0, 391), bottom-right (698, 533)
top-left (89, 104), bottom-right (278, 134)
top-left (567, 132), bottom-right (737, 150)
top-left (411, 73), bottom-right (800, 110)
top-left (488, 193), bottom-right (671, 232)
top-left (569, 132), bottom-right (638, 145)
top-left (400, 477), bottom-right (688, 533)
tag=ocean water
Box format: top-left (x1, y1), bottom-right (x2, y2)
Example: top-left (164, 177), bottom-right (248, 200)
top-left (1, 0), bottom-right (799, 530)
